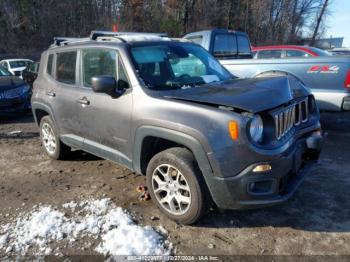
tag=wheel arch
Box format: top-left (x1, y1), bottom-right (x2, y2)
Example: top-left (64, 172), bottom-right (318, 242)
top-left (133, 126), bottom-right (213, 179)
top-left (32, 102), bottom-right (56, 126)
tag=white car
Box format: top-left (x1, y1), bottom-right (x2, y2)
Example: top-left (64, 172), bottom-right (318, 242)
top-left (0, 59), bottom-right (33, 78)
top-left (329, 48), bottom-right (350, 56)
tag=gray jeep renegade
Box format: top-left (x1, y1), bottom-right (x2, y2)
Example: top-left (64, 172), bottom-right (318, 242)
top-left (32, 31), bottom-right (324, 224)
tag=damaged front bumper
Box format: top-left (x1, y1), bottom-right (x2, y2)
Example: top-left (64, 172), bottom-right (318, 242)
top-left (205, 130), bottom-right (324, 210)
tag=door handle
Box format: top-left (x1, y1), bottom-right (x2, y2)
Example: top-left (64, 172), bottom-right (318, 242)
top-left (46, 91), bottom-right (56, 97)
top-left (77, 97), bottom-right (90, 105)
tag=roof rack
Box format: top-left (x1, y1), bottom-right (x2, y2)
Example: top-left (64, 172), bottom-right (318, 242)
top-left (89, 30), bottom-right (168, 40)
top-left (53, 37), bottom-right (89, 46)
top-left (52, 31), bottom-right (170, 47)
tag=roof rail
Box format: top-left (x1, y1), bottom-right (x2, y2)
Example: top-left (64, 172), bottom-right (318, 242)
top-left (90, 30), bottom-right (168, 40)
top-left (53, 37), bottom-right (89, 46)
top-left (52, 31), bottom-right (169, 47)
top-left (95, 36), bottom-right (127, 43)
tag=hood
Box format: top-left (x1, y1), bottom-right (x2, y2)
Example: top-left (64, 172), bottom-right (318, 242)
top-left (162, 76), bottom-right (309, 113)
top-left (0, 76), bottom-right (26, 91)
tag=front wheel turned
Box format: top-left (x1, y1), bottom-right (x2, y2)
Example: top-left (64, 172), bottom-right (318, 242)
top-left (146, 147), bottom-right (210, 224)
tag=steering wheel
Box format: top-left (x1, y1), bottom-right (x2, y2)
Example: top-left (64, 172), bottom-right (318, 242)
top-left (178, 74), bottom-right (191, 79)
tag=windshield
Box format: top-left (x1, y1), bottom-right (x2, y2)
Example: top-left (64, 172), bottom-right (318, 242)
top-left (9, 60), bottom-right (31, 69)
top-left (308, 47), bottom-right (331, 56)
top-left (130, 43), bottom-right (233, 90)
top-left (0, 66), bottom-right (12, 76)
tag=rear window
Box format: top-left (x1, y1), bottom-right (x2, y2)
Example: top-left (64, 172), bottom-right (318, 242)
top-left (237, 35), bottom-right (251, 55)
top-left (257, 50), bottom-right (282, 59)
top-left (47, 54), bottom-right (54, 76)
top-left (308, 47), bottom-right (331, 56)
top-left (56, 51), bottom-right (77, 84)
top-left (213, 34), bottom-right (237, 57)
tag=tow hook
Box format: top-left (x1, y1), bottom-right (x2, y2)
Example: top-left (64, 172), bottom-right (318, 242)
top-left (306, 130), bottom-right (325, 151)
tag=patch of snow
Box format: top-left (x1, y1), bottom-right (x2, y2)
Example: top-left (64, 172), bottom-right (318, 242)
top-left (8, 130), bottom-right (22, 135)
top-left (157, 226), bottom-right (168, 235)
top-left (96, 225), bottom-right (167, 256)
top-left (62, 201), bottom-right (78, 209)
top-left (0, 234), bottom-right (8, 246)
top-left (0, 199), bottom-right (170, 256)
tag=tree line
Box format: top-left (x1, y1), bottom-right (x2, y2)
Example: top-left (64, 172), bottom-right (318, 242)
top-left (0, 0), bottom-right (331, 57)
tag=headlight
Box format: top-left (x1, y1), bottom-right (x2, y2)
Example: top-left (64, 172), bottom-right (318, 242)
top-left (249, 115), bottom-right (264, 143)
top-left (4, 84), bottom-right (30, 99)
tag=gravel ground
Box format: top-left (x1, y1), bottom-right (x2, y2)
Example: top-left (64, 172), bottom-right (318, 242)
top-left (0, 111), bottom-right (349, 257)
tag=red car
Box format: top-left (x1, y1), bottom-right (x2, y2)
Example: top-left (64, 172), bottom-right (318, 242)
top-left (252, 45), bottom-right (331, 59)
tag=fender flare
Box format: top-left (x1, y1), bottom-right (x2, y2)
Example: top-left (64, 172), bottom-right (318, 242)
top-left (133, 125), bottom-right (213, 178)
top-left (31, 102), bottom-right (56, 126)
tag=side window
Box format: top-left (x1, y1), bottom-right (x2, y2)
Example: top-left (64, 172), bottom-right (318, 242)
top-left (213, 34), bottom-right (237, 57)
top-left (237, 35), bottom-right (251, 55)
top-left (187, 36), bottom-right (203, 45)
top-left (29, 62), bottom-right (35, 72)
top-left (117, 58), bottom-right (130, 89)
top-left (34, 63), bottom-right (39, 73)
top-left (47, 54), bottom-right (54, 76)
top-left (82, 49), bottom-right (117, 87)
top-left (286, 50), bottom-right (311, 57)
top-left (56, 51), bottom-right (77, 84)
top-left (257, 50), bottom-right (282, 59)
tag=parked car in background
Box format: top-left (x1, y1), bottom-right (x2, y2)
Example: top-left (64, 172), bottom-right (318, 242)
top-left (0, 66), bottom-right (31, 115)
top-left (252, 45), bottom-right (331, 59)
top-left (22, 62), bottom-right (40, 87)
top-left (0, 59), bottom-right (33, 78)
top-left (31, 31), bottom-right (323, 224)
top-left (329, 48), bottom-right (350, 56)
top-left (183, 29), bottom-right (350, 111)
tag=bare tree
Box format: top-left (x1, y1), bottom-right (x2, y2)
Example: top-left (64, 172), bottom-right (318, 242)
top-left (0, 0), bottom-right (332, 57)
top-left (310, 0), bottom-right (329, 45)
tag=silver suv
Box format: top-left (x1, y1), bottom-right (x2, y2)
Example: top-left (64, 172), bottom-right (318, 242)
top-left (32, 31), bottom-right (324, 224)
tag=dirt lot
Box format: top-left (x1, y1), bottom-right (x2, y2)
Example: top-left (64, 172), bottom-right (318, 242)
top-left (0, 111), bottom-right (349, 257)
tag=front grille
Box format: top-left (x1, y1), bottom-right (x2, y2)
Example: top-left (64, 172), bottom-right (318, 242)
top-left (273, 97), bottom-right (309, 140)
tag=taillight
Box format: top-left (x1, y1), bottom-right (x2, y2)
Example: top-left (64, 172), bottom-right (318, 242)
top-left (345, 70), bottom-right (350, 90)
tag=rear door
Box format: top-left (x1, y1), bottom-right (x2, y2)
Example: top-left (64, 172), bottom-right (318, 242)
top-left (77, 48), bottom-right (133, 167)
top-left (48, 50), bottom-right (83, 147)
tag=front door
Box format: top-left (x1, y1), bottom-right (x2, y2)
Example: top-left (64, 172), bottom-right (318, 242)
top-left (77, 48), bottom-right (133, 168)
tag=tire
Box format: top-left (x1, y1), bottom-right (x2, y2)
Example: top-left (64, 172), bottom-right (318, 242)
top-left (146, 147), bottom-right (210, 224)
top-left (39, 115), bottom-right (70, 160)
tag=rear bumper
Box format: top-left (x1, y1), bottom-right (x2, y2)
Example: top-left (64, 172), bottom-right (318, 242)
top-left (206, 131), bottom-right (324, 210)
top-left (312, 89), bottom-right (350, 111)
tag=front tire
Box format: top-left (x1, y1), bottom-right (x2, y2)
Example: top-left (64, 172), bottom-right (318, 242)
top-left (39, 115), bottom-right (70, 160)
top-left (146, 147), bottom-right (210, 224)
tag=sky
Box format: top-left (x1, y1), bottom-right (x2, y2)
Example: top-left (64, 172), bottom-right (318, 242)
top-left (327, 0), bottom-right (350, 47)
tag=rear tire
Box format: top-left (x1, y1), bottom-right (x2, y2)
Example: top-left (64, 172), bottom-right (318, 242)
top-left (146, 147), bottom-right (210, 225)
top-left (39, 115), bottom-right (70, 160)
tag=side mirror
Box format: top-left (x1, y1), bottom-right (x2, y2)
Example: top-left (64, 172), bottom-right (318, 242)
top-left (91, 76), bottom-right (116, 94)
top-left (117, 79), bottom-right (129, 91)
